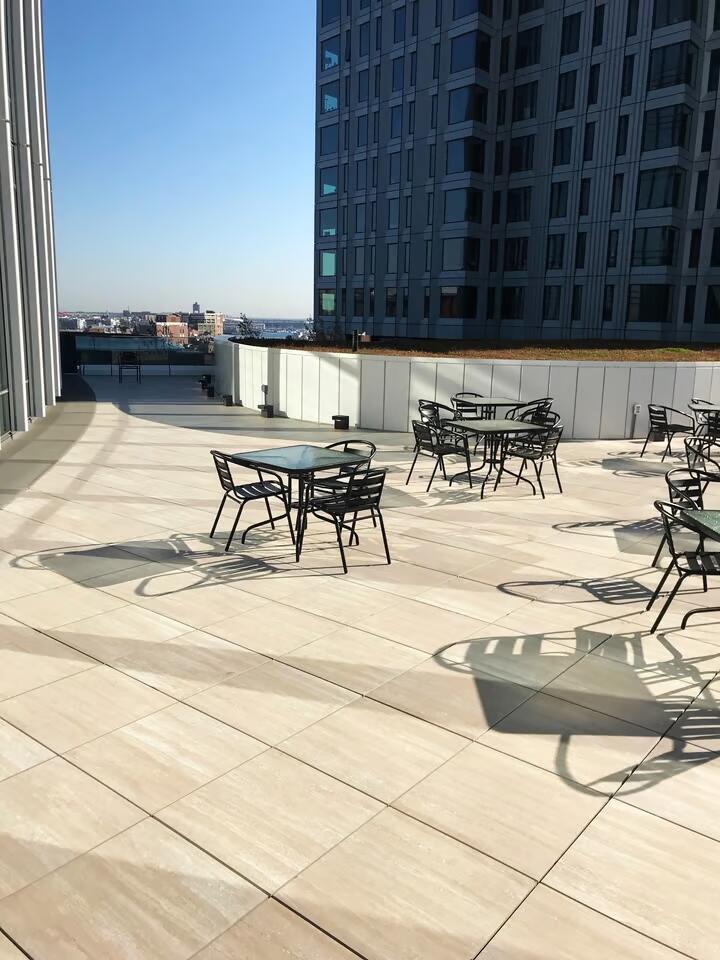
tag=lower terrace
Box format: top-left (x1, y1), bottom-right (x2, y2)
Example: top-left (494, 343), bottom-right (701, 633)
top-left (0, 375), bottom-right (717, 960)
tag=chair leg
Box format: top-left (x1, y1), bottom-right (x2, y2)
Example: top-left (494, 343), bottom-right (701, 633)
top-left (209, 492), bottom-right (229, 538)
top-left (376, 509), bottom-right (391, 564)
top-left (651, 534), bottom-right (667, 568)
top-left (406, 447), bottom-right (420, 485)
top-left (646, 560), bottom-right (676, 610)
top-left (662, 433), bottom-right (672, 462)
top-left (515, 460), bottom-right (525, 486)
top-left (640, 430), bottom-right (652, 457)
top-left (265, 498), bottom-right (276, 530)
top-left (466, 446), bottom-right (473, 489)
top-left (552, 455), bottom-right (563, 493)
top-left (650, 574), bottom-right (686, 634)
top-left (349, 512), bottom-right (359, 546)
top-left (333, 518), bottom-right (348, 574)
top-left (426, 457), bottom-right (441, 493)
top-left (225, 501), bottom-right (245, 552)
top-left (531, 460), bottom-right (545, 499)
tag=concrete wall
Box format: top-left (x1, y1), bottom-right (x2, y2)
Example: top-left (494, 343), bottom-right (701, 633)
top-left (215, 340), bottom-right (720, 440)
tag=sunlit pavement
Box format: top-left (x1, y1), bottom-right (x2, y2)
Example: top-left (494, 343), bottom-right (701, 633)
top-left (0, 375), bottom-right (716, 959)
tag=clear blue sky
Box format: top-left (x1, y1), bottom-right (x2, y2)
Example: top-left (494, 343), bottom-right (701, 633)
top-left (44, 0), bottom-right (315, 317)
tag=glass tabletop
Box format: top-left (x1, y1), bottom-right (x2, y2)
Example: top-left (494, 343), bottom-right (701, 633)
top-left (681, 509), bottom-right (720, 541)
top-left (451, 418), bottom-right (545, 434)
top-left (228, 444), bottom-right (368, 475)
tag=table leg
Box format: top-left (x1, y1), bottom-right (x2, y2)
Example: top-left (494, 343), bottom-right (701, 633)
top-left (294, 475), bottom-right (306, 562)
top-left (493, 434), bottom-right (536, 495)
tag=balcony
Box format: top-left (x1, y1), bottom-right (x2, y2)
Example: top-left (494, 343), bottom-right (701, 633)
top-left (0, 375), bottom-right (717, 958)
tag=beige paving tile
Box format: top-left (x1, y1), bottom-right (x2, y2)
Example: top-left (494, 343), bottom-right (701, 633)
top-left (396, 742), bottom-right (605, 878)
top-left (480, 691), bottom-right (656, 795)
top-left (280, 808), bottom-right (532, 960)
top-left (666, 679), bottom-right (720, 750)
top-left (418, 577), bottom-right (532, 622)
top-left (0, 757), bottom-right (143, 897)
top-left (67, 702), bottom-right (265, 812)
top-left (161, 750), bottom-right (381, 892)
top-left (617, 736), bottom-right (720, 841)
top-left (0, 718), bottom-right (53, 782)
top-left (282, 576), bottom-right (396, 623)
top-left (0, 818), bottom-right (265, 960)
top-left (546, 800), bottom-right (720, 960)
top-left (0, 548), bottom-right (67, 601)
top-left (371, 655), bottom-right (535, 739)
top-left (543, 650), bottom-right (705, 733)
top-left (280, 626), bottom-right (427, 693)
top-left (0, 665), bottom-right (173, 752)
top-left (187, 661), bottom-right (356, 745)
top-left (113, 629), bottom-right (266, 699)
top-left (47, 604), bottom-right (191, 663)
top-left (0, 582), bottom-right (126, 630)
top-left (15, 542), bottom-right (148, 586)
top-left (482, 884), bottom-right (684, 960)
top-left (0, 613), bottom-right (95, 699)
top-left (283, 698), bottom-right (466, 802)
top-left (194, 898), bottom-right (357, 959)
top-left (357, 595), bottom-right (489, 654)
top-left (0, 933), bottom-right (27, 960)
top-left (345, 558), bottom-right (451, 599)
top-left (595, 629), bottom-right (720, 673)
top-left (205, 602), bottom-right (338, 656)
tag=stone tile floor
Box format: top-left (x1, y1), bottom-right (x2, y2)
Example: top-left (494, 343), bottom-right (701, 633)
top-left (0, 375), bottom-right (718, 959)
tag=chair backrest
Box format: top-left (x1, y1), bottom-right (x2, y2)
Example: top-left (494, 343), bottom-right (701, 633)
top-left (411, 419), bottom-right (440, 453)
top-left (343, 468), bottom-right (387, 512)
top-left (648, 404), bottom-right (669, 430)
top-left (418, 400), bottom-right (454, 425)
top-left (665, 468), bottom-right (704, 510)
top-left (685, 436), bottom-right (720, 473)
top-left (705, 410), bottom-right (720, 441)
top-left (451, 392), bottom-right (483, 416)
top-left (509, 398), bottom-right (553, 422)
top-left (655, 499), bottom-right (697, 559)
top-left (210, 450), bottom-right (234, 493)
top-left (539, 425), bottom-right (563, 456)
top-left (326, 439), bottom-right (376, 473)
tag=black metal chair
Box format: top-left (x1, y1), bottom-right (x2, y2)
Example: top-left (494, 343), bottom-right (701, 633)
top-left (646, 500), bottom-right (720, 633)
top-left (640, 405), bottom-right (693, 460)
top-left (705, 410), bottom-right (720, 443)
top-left (209, 450), bottom-right (295, 552)
top-left (503, 425), bottom-right (564, 499)
top-left (418, 399), bottom-right (456, 426)
top-left (406, 420), bottom-right (475, 491)
top-left (301, 468), bottom-right (390, 573)
top-left (651, 468), bottom-right (713, 567)
top-left (685, 436), bottom-right (720, 473)
top-left (690, 398), bottom-right (713, 435)
top-left (311, 440), bottom-right (377, 495)
top-left (507, 398), bottom-right (553, 422)
top-left (451, 392), bottom-right (493, 420)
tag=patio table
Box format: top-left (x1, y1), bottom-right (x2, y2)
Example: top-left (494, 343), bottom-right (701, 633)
top-left (228, 444), bottom-right (368, 561)
top-left (678, 509), bottom-right (720, 627)
top-left (445, 418), bottom-right (545, 495)
top-left (452, 397), bottom-right (519, 420)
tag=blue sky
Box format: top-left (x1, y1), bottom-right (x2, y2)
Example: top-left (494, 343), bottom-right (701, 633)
top-left (44, 0), bottom-right (315, 317)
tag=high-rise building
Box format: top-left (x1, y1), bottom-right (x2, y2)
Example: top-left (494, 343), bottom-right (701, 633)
top-left (192, 301), bottom-right (201, 313)
top-left (0, 0), bottom-right (59, 443)
top-left (315, 0), bottom-right (720, 341)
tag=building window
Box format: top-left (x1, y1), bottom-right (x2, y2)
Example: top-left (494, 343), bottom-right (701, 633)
top-left (389, 152), bottom-right (400, 184)
top-left (579, 177), bottom-right (590, 215)
top-left (501, 286), bottom-right (525, 319)
top-left (607, 229), bottom-right (619, 267)
top-left (592, 5), bottom-right (605, 46)
top-left (632, 226), bottom-right (678, 266)
top-left (358, 70), bottom-right (369, 102)
top-left (587, 64), bottom-right (600, 105)
top-left (357, 114), bottom-right (368, 147)
top-left (684, 285), bottom-right (695, 324)
top-left (515, 27), bottom-right (542, 69)
top-left (611, 173), bottom-right (624, 212)
top-left (627, 0), bottom-right (639, 35)
top-left (431, 94), bottom-right (438, 128)
top-left (387, 197), bottom-right (399, 229)
top-left (392, 57), bottom-right (404, 91)
top-left (389, 105), bottom-right (401, 139)
top-left (550, 180), bottom-right (569, 218)
top-left (319, 250), bottom-right (337, 277)
top-left (454, 0), bottom-right (493, 17)
top-left (393, 6), bottom-right (405, 42)
top-left (321, 35), bottom-right (340, 72)
top-left (642, 105), bottom-right (691, 151)
top-left (602, 285), bottom-right (615, 324)
top-left (616, 115), bottom-right (629, 156)
top-left (556, 70), bottom-right (576, 112)
top-left (489, 238), bottom-right (498, 271)
top-left (710, 50), bottom-right (720, 92)
top-left (448, 84), bottom-right (488, 123)
top-left (359, 22), bottom-right (369, 57)
top-left (492, 190), bottom-right (501, 224)
top-left (320, 81), bottom-right (339, 113)
top-left (442, 237), bottom-right (480, 270)
top-left (424, 286), bottom-right (430, 318)
top-left (712, 228), bottom-right (720, 266)
top-left (583, 122), bottom-right (596, 161)
top-left (653, 0), bottom-right (699, 29)
top-left (319, 208), bottom-right (337, 237)
top-left (321, 0), bottom-right (340, 26)
top-left (446, 137), bottom-right (486, 174)
top-left (622, 55), bottom-right (635, 97)
top-left (408, 102), bottom-right (415, 135)
top-left (450, 30), bottom-right (491, 73)
top-left (440, 286), bottom-right (478, 318)
top-left (695, 170), bottom-right (707, 210)
top-left (402, 286), bottom-right (409, 316)
top-left (429, 143), bottom-right (436, 176)
top-left (497, 89), bottom-right (507, 127)
top-left (444, 187), bottom-right (483, 222)
top-left (507, 186), bottom-right (532, 222)
top-left (571, 285), bottom-right (583, 323)
top-left (546, 234), bottom-right (565, 269)
top-left (509, 134), bottom-right (535, 171)
top-left (553, 127), bottom-right (572, 165)
top-left (432, 43), bottom-right (440, 79)
top-left (543, 285), bottom-right (562, 324)
top-left (375, 14), bottom-right (382, 50)
top-left (575, 232), bottom-right (587, 269)
top-left (319, 124), bottom-right (339, 155)
top-left (627, 284), bottom-right (673, 323)
top-left (500, 36), bottom-right (510, 74)
top-left (504, 236), bottom-right (528, 271)
top-left (688, 229), bottom-right (701, 268)
top-left (355, 202), bottom-right (366, 233)
top-left (648, 42), bottom-right (697, 91)
top-left (636, 166), bottom-right (685, 209)
top-left (512, 81), bottom-right (538, 121)
top-left (319, 166), bottom-right (338, 196)
top-left (385, 287), bottom-right (397, 316)
top-left (425, 239), bottom-right (432, 270)
top-left (702, 109), bottom-right (715, 152)
top-left (318, 289), bottom-right (337, 316)
top-left (560, 13), bottom-right (581, 56)
top-left (706, 286), bottom-right (720, 323)
top-left (519, 0), bottom-right (543, 11)
top-left (353, 246), bottom-right (364, 274)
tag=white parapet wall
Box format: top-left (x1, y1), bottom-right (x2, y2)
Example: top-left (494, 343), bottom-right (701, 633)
top-left (214, 339), bottom-right (720, 440)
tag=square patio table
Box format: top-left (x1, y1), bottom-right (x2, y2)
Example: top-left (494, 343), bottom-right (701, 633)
top-left (228, 444), bottom-right (368, 560)
top-left (677, 508), bottom-right (720, 628)
top-left (452, 397), bottom-right (519, 419)
top-left (445, 419), bottom-right (545, 495)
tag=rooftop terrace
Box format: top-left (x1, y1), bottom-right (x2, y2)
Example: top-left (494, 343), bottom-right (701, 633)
top-left (0, 376), bottom-right (717, 959)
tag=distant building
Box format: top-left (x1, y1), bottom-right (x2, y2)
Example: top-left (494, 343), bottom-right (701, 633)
top-left (146, 313), bottom-right (188, 341)
top-left (192, 301), bottom-right (201, 313)
top-left (181, 309), bottom-right (225, 337)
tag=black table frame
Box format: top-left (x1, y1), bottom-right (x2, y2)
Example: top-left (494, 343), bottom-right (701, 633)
top-left (228, 445), bottom-right (368, 561)
top-left (443, 419), bottom-right (545, 497)
top-left (678, 509), bottom-right (720, 629)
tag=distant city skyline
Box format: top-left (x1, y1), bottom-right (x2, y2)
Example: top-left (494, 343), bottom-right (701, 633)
top-left (44, 0), bottom-right (315, 317)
